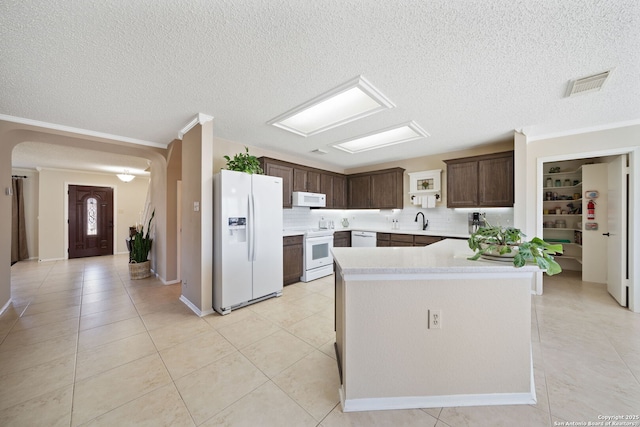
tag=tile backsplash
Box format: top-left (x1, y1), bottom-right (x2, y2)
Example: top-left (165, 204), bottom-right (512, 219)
top-left (283, 206), bottom-right (514, 235)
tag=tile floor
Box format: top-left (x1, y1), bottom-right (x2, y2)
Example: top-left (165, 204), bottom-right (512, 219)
top-left (1, 255), bottom-right (639, 426)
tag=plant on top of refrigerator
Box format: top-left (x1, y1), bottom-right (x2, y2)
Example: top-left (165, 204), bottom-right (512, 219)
top-left (224, 147), bottom-right (263, 174)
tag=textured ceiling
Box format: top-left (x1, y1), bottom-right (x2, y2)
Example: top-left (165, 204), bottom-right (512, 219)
top-left (2, 0), bottom-right (639, 171)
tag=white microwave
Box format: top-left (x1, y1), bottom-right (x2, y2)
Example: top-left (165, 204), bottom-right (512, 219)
top-left (292, 191), bottom-right (326, 208)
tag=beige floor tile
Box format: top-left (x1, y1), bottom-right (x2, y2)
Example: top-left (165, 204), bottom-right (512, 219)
top-left (160, 329), bottom-right (236, 380)
top-left (30, 287), bottom-right (83, 304)
top-left (148, 315), bottom-right (212, 350)
top-left (438, 405), bottom-right (551, 427)
top-left (241, 329), bottom-right (315, 378)
top-left (422, 407), bottom-right (442, 418)
top-left (21, 296), bottom-right (81, 316)
top-left (273, 350), bottom-right (340, 421)
top-left (0, 384), bottom-right (72, 427)
top-left (75, 331), bottom-right (156, 381)
top-left (319, 339), bottom-right (337, 360)
top-left (80, 287), bottom-right (128, 304)
top-left (82, 383), bottom-right (195, 427)
top-left (71, 353), bottom-right (172, 426)
top-left (290, 293), bottom-right (334, 314)
top-left (0, 316), bottom-right (79, 352)
top-left (321, 406), bottom-right (438, 427)
top-left (80, 295), bottom-right (135, 316)
top-left (174, 352), bottom-right (268, 425)
top-left (77, 316), bottom-right (146, 351)
top-left (0, 354), bottom-right (76, 411)
top-left (79, 303), bottom-right (140, 331)
top-left (286, 310), bottom-right (336, 348)
top-left (140, 303), bottom-right (196, 331)
top-left (203, 307), bottom-right (255, 329)
top-left (253, 300), bottom-right (317, 328)
top-left (216, 312), bottom-right (280, 349)
top-left (201, 381), bottom-right (317, 427)
top-left (0, 333), bottom-right (77, 376)
top-left (281, 283), bottom-right (315, 302)
top-left (10, 305), bottom-right (81, 333)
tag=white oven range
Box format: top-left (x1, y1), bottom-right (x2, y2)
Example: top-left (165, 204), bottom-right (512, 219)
top-left (301, 229), bottom-right (334, 282)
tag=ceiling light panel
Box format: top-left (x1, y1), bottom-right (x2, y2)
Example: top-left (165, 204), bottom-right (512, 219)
top-left (267, 76), bottom-right (395, 137)
top-left (332, 122), bottom-right (429, 154)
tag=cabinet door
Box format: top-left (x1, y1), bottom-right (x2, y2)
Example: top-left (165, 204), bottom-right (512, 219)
top-left (293, 168), bottom-right (307, 192)
top-left (307, 170), bottom-right (322, 193)
top-left (348, 175), bottom-right (371, 208)
top-left (265, 162), bottom-right (294, 208)
top-left (446, 161), bottom-right (478, 207)
top-left (332, 175), bottom-right (347, 209)
top-left (320, 173), bottom-right (334, 208)
top-left (293, 168), bottom-right (321, 193)
top-left (371, 170), bottom-right (402, 209)
top-left (283, 236), bottom-right (303, 285)
top-left (333, 231), bottom-right (351, 247)
top-left (414, 235), bottom-right (442, 246)
top-left (478, 154), bottom-right (513, 207)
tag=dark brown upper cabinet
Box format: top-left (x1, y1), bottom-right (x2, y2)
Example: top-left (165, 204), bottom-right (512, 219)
top-left (444, 151), bottom-right (514, 208)
top-left (347, 168), bottom-right (404, 209)
top-left (260, 157), bottom-right (346, 209)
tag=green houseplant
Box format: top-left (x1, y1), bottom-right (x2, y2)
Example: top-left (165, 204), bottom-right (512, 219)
top-left (224, 147), bottom-right (263, 174)
top-left (129, 210), bottom-right (154, 279)
top-left (467, 221), bottom-right (563, 276)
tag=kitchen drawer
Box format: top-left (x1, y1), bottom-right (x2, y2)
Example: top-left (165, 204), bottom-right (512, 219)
top-left (390, 234), bottom-right (414, 243)
top-left (377, 233), bottom-right (390, 241)
top-left (283, 235), bottom-right (303, 246)
top-left (414, 235), bottom-right (442, 246)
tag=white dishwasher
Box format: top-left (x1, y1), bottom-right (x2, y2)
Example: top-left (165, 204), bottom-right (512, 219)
top-left (351, 231), bottom-right (377, 247)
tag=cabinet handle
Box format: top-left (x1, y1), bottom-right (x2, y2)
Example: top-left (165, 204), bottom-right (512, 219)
top-left (602, 232), bottom-right (610, 236)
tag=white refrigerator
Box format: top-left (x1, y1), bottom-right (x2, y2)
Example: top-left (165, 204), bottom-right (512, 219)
top-left (213, 169), bottom-right (283, 315)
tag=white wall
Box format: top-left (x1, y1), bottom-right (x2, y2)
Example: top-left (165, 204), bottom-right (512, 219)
top-left (515, 124), bottom-right (640, 311)
top-left (37, 168), bottom-right (149, 261)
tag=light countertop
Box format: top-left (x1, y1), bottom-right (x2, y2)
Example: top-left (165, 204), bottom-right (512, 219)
top-left (283, 227), bottom-right (469, 239)
top-left (331, 238), bottom-right (540, 275)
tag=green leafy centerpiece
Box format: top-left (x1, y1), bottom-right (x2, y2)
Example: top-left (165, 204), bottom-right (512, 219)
top-left (223, 147), bottom-right (263, 174)
top-left (467, 221), bottom-right (563, 276)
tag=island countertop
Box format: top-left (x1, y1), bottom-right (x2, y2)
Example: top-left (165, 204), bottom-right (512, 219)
top-left (331, 238), bottom-right (540, 276)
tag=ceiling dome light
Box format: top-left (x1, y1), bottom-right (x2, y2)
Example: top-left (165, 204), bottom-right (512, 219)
top-left (117, 170), bottom-right (135, 182)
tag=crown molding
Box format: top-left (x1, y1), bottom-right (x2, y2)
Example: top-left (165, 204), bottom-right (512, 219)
top-left (0, 114), bottom-right (167, 148)
top-left (178, 113), bottom-right (214, 140)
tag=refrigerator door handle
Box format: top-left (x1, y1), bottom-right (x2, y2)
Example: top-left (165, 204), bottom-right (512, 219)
top-left (248, 194), bottom-right (256, 261)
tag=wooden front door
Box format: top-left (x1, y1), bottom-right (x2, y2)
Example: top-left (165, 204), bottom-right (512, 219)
top-left (69, 185), bottom-right (114, 258)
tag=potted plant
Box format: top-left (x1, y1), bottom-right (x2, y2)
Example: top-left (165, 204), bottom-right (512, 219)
top-left (129, 210), bottom-right (154, 279)
top-left (467, 220), bottom-right (563, 276)
top-left (223, 147), bottom-right (263, 174)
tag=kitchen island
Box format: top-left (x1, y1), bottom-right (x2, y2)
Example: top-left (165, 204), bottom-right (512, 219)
top-left (332, 239), bottom-right (538, 412)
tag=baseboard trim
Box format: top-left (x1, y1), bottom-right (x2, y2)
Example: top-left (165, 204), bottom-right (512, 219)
top-left (340, 387), bottom-right (536, 412)
top-left (38, 257), bottom-right (66, 262)
top-left (0, 298), bottom-right (11, 316)
top-left (179, 295), bottom-right (214, 317)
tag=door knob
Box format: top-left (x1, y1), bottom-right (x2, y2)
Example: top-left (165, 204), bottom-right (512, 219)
top-left (602, 232), bottom-right (610, 236)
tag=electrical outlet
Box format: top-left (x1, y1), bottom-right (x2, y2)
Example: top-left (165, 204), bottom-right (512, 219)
top-left (429, 309), bottom-right (442, 329)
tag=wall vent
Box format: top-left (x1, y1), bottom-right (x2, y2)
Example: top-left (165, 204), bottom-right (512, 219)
top-left (566, 70), bottom-right (612, 97)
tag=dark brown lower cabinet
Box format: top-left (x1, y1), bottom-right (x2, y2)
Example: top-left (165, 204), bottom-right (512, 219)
top-left (377, 232), bottom-right (444, 247)
top-left (333, 231), bottom-right (351, 248)
top-left (283, 235), bottom-right (303, 285)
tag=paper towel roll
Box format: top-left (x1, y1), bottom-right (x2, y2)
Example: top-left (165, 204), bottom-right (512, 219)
top-left (413, 196), bottom-right (421, 206)
top-left (427, 195), bottom-right (436, 208)
top-left (421, 197), bottom-right (428, 208)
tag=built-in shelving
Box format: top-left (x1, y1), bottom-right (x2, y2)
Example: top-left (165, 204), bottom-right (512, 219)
top-left (542, 163), bottom-right (584, 271)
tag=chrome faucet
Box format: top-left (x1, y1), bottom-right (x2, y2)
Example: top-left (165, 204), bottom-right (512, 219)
top-left (414, 212), bottom-right (428, 230)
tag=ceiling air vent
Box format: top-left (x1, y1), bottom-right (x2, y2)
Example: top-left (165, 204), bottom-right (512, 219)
top-left (566, 70), bottom-right (612, 97)
top-left (311, 148), bottom-right (328, 155)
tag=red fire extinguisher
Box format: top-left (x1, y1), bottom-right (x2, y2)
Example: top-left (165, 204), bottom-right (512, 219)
top-left (587, 199), bottom-right (595, 220)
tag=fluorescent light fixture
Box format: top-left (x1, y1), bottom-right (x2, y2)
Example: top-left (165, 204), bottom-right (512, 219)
top-left (267, 76), bottom-right (395, 137)
top-left (332, 121), bottom-right (429, 154)
top-left (117, 170), bottom-right (135, 182)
